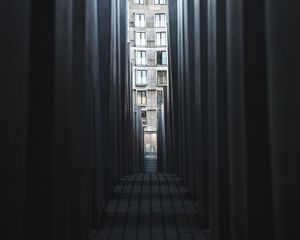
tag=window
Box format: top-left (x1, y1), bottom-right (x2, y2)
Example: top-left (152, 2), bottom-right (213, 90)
top-left (141, 110), bottom-right (147, 125)
top-left (144, 133), bottom-right (157, 153)
top-left (157, 90), bottom-right (163, 105)
top-left (135, 32), bottom-right (146, 46)
top-left (154, 0), bottom-right (166, 4)
top-left (157, 51), bottom-right (167, 65)
top-left (157, 70), bottom-right (168, 85)
top-left (135, 0), bottom-right (144, 4)
top-left (137, 91), bottom-right (147, 105)
top-left (136, 70), bottom-right (147, 85)
top-left (156, 32), bottom-right (166, 46)
top-left (155, 14), bottom-right (166, 27)
top-left (136, 51), bottom-right (146, 65)
top-left (135, 13), bottom-right (145, 27)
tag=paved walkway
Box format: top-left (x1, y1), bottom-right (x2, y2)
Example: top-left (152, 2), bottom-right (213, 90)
top-left (94, 173), bottom-right (207, 240)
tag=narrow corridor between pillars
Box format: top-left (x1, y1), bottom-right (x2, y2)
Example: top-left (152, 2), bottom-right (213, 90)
top-left (94, 174), bottom-right (207, 240)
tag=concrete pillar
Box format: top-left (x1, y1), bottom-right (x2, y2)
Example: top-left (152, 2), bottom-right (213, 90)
top-left (226, 1), bottom-right (274, 239)
top-left (265, 1), bottom-right (300, 239)
top-left (25, 0), bottom-right (55, 238)
top-left (207, 0), bottom-right (230, 239)
top-left (0, 1), bottom-right (30, 239)
top-left (197, 0), bottom-right (210, 230)
top-left (168, 0), bottom-right (179, 174)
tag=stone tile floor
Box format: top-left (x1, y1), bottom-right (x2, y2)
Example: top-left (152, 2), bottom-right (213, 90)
top-left (94, 173), bottom-right (207, 240)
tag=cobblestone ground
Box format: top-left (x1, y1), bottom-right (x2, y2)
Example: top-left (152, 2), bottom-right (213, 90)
top-left (94, 173), bottom-right (207, 240)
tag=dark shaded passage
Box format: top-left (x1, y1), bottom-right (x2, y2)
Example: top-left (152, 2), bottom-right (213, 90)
top-left (1, 1), bottom-right (300, 240)
top-left (95, 174), bottom-right (206, 240)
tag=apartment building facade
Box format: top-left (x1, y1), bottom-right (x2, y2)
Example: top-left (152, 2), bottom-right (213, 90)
top-left (128, 0), bottom-right (168, 162)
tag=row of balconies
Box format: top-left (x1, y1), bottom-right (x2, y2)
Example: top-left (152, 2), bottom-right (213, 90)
top-left (132, 51), bottom-right (168, 66)
top-left (132, 61), bottom-right (167, 67)
top-left (133, 75), bottom-right (168, 86)
top-left (131, 0), bottom-right (168, 6)
top-left (128, 31), bottom-right (167, 47)
top-left (134, 89), bottom-right (163, 108)
top-left (129, 21), bottom-right (166, 29)
top-left (129, 13), bottom-right (167, 28)
top-left (134, 70), bottom-right (168, 86)
top-left (132, 40), bottom-right (166, 48)
top-left (135, 81), bottom-right (168, 88)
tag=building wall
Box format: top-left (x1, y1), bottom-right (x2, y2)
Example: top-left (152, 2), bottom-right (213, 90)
top-left (128, 0), bottom-right (169, 156)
